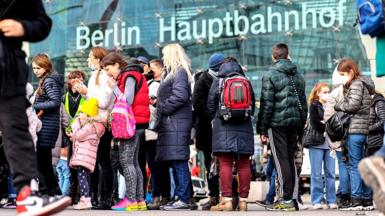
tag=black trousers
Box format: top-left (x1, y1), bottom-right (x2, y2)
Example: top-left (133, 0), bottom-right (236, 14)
top-left (36, 146), bottom-right (60, 196)
top-left (68, 141), bottom-right (79, 200)
top-left (138, 132), bottom-right (147, 198)
top-left (0, 96), bottom-right (38, 193)
top-left (90, 130), bottom-right (113, 199)
top-left (202, 149), bottom-right (219, 198)
top-left (110, 146), bottom-right (122, 199)
top-left (268, 126), bottom-right (299, 201)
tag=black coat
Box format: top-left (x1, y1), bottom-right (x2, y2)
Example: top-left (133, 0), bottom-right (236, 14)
top-left (156, 69), bottom-right (192, 161)
top-left (192, 70), bottom-right (214, 152)
top-left (0, 0), bottom-right (52, 96)
top-left (34, 73), bottom-right (64, 148)
top-left (368, 95), bottom-right (385, 149)
top-left (303, 101), bottom-right (325, 147)
top-left (207, 61), bottom-right (255, 156)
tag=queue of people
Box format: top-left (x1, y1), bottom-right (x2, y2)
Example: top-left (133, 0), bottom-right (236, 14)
top-left (0, 42), bottom-right (385, 214)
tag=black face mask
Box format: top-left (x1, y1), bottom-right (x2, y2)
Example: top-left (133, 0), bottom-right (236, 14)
top-left (144, 71), bottom-right (154, 80)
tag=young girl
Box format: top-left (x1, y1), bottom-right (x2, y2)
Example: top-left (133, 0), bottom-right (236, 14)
top-left (305, 82), bottom-right (337, 210)
top-left (69, 98), bottom-right (105, 210)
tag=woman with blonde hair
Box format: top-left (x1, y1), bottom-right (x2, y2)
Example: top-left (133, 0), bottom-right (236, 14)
top-left (156, 43), bottom-right (193, 210)
top-left (32, 53), bottom-right (64, 196)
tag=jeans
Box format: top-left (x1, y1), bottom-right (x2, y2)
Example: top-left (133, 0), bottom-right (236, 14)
top-left (347, 134), bottom-right (372, 199)
top-left (336, 151), bottom-right (350, 196)
top-left (374, 124), bottom-right (385, 158)
top-left (56, 159), bottom-right (70, 196)
top-left (309, 148), bottom-right (336, 205)
top-left (168, 160), bottom-right (191, 203)
top-left (265, 156), bottom-right (276, 204)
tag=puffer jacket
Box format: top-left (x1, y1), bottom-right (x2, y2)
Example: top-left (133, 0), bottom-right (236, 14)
top-left (207, 61), bottom-right (255, 156)
top-left (257, 59), bottom-right (307, 135)
top-left (335, 77), bottom-right (375, 135)
top-left (69, 118), bottom-right (105, 173)
top-left (34, 73), bottom-right (64, 148)
top-left (368, 94), bottom-right (385, 149)
top-left (156, 68), bottom-right (192, 161)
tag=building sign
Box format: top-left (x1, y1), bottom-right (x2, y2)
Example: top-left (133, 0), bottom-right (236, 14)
top-left (76, 0), bottom-right (347, 49)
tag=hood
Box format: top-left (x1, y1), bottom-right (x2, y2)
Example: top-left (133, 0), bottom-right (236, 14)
top-left (47, 73), bottom-right (64, 88)
top-left (360, 76), bottom-right (375, 94)
top-left (123, 64), bottom-right (143, 73)
top-left (218, 61), bottom-right (244, 77)
top-left (271, 59), bottom-right (297, 75)
top-left (372, 94), bottom-right (385, 105)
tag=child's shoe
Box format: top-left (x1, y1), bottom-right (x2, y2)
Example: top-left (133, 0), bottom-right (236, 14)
top-left (125, 199), bottom-right (138, 211)
top-left (73, 196), bottom-right (92, 210)
top-left (137, 200), bottom-right (147, 211)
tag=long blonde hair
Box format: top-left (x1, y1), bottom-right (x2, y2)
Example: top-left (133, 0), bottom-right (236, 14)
top-left (162, 43), bottom-right (193, 82)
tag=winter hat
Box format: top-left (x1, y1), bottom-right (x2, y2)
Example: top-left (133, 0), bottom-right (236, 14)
top-left (208, 53), bottom-right (225, 72)
top-left (26, 83), bottom-right (34, 99)
top-left (137, 56), bottom-right (149, 65)
top-left (79, 98), bottom-right (99, 117)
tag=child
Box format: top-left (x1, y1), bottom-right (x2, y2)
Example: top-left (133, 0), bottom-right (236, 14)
top-left (69, 98), bottom-right (105, 210)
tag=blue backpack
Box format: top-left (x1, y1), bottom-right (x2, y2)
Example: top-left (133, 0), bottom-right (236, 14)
top-left (357, 0), bottom-right (385, 37)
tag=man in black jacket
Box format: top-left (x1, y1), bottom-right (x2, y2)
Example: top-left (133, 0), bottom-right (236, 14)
top-left (192, 53), bottom-right (224, 210)
top-left (0, 0), bottom-right (70, 215)
top-left (257, 43), bottom-right (307, 211)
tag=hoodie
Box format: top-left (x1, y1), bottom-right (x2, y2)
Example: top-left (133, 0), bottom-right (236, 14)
top-left (257, 59), bottom-right (307, 135)
top-left (335, 76), bottom-right (375, 135)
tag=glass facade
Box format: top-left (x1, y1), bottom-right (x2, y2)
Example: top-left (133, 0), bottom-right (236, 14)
top-left (30, 0), bottom-right (370, 98)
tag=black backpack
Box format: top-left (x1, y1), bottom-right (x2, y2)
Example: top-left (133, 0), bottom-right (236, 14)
top-left (325, 111), bottom-right (351, 142)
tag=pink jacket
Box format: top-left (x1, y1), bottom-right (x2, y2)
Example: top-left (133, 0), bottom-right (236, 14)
top-left (70, 118), bottom-right (105, 172)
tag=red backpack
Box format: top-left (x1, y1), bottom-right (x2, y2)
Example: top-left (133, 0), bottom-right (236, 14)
top-left (218, 72), bottom-right (252, 122)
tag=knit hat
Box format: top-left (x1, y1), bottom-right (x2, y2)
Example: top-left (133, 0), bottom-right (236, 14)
top-left (208, 53), bottom-right (225, 72)
top-left (79, 98), bottom-right (99, 117)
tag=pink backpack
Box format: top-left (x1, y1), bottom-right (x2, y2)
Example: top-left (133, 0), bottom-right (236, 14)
top-left (110, 97), bottom-right (136, 139)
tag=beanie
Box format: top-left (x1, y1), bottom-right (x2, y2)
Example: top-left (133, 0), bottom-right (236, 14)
top-left (79, 98), bottom-right (99, 117)
top-left (208, 53), bottom-right (225, 72)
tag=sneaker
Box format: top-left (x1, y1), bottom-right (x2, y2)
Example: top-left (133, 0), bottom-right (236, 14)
top-left (328, 203), bottom-right (338, 209)
top-left (273, 200), bottom-right (296, 211)
top-left (163, 199), bottom-right (190, 211)
top-left (362, 199), bottom-right (375, 211)
top-left (337, 194), bottom-right (351, 209)
top-left (160, 197), bottom-right (175, 210)
top-left (111, 197), bottom-right (137, 211)
top-left (189, 198), bottom-right (198, 210)
top-left (16, 186), bottom-right (71, 216)
top-left (312, 204), bottom-right (326, 210)
top-left (340, 198), bottom-right (363, 211)
top-left (201, 197), bottom-right (219, 210)
top-left (2, 198), bottom-right (16, 209)
top-left (73, 196), bottom-right (92, 210)
top-left (210, 197), bottom-right (233, 211)
top-left (137, 200), bottom-right (147, 211)
top-left (255, 200), bottom-right (268, 208)
top-left (0, 198), bottom-right (8, 207)
top-left (359, 157), bottom-right (385, 213)
top-left (147, 197), bottom-right (160, 210)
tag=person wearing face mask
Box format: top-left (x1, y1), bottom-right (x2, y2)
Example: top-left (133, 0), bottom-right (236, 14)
top-left (333, 58), bottom-right (375, 211)
top-left (304, 83), bottom-right (337, 210)
top-left (323, 64), bottom-right (351, 209)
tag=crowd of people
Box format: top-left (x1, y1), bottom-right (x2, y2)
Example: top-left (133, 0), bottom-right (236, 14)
top-left (1, 1), bottom-right (385, 215)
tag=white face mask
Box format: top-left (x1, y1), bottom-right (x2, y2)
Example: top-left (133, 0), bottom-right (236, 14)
top-left (89, 64), bottom-right (97, 71)
top-left (319, 93), bottom-right (330, 102)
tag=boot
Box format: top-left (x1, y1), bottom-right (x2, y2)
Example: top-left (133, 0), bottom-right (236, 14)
top-left (189, 197), bottom-right (198, 210)
top-left (92, 193), bottom-right (111, 210)
top-left (147, 197), bottom-right (161, 210)
top-left (238, 198), bottom-right (248, 211)
top-left (210, 197), bottom-right (233, 211)
top-left (90, 192), bottom-right (98, 207)
top-left (201, 196), bottom-right (219, 210)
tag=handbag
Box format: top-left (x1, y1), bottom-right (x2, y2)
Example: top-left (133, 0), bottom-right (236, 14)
top-left (325, 111), bottom-right (351, 142)
top-left (302, 122), bottom-right (325, 148)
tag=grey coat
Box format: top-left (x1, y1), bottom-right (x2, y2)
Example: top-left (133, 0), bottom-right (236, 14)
top-left (335, 77), bottom-right (375, 135)
top-left (52, 104), bottom-right (69, 166)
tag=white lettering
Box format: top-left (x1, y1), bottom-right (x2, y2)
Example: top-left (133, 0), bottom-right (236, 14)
top-left (177, 22), bottom-right (192, 41)
top-left (302, 3), bottom-right (317, 29)
top-left (160, 17), bottom-right (176, 42)
top-left (76, 26), bottom-right (90, 50)
top-left (234, 10), bottom-right (249, 35)
top-left (91, 30), bottom-right (103, 46)
top-left (208, 18), bottom-right (223, 44)
top-left (250, 14), bottom-right (266, 34)
top-left (267, 7), bottom-right (282, 32)
top-left (223, 12), bottom-right (233, 36)
top-left (284, 10), bottom-right (300, 31)
top-left (127, 26), bottom-right (140, 45)
top-left (338, 0), bottom-right (347, 26)
top-left (192, 20), bottom-right (206, 39)
top-left (319, 8), bottom-right (336, 28)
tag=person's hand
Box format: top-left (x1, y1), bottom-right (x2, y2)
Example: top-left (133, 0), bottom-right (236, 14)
top-left (107, 77), bottom-right (117, 88)
top-left (260, 135), bottom-right (269, 145)
top-left (0, 19), bottom-right (25, 37)
top-left (37, 110), bottom-right (44, 119)
top-left (77, 82), bottom-right (88, 95)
